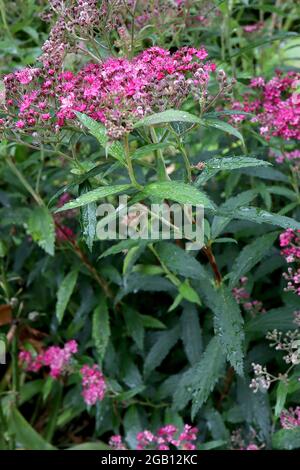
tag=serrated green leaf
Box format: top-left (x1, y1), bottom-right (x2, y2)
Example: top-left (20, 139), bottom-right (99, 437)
top-left (246, 307), bottom-right (297, 337)
top-left (55, 184), bottom-right (132, 212)
top-left (190, 337), bottom-right (225, 418)
top-left (27, 207), bottom-right (55, 256)
top-left (237, 378), bottom-right (271, 445)
top-left (134, 109), bottom-right (202, 128)
top-left (222, 206), bottom-right (300, 231)
top-left (195, 157), bottom-right (270, 186)
top-left (92, 297), bottom-right (110, 365)
top-left (123, 306), bottom-right (144, 350)
top-left (76, 112), bottom-right (126, 163)
top-left (213, 286), bottom-right (244, 375)
top-left (229, 232), bottom-right (278, 288)
top-left (155, 242), bottom-right (209, 280)
top-left (201, 117), bottom-right (244, 144)
top-left (79, 181), bottom-right (97, 251)
top-left (211, 190), bottom-right (258, 238)
top-left (115, 273), bottom-right (174, 303)
top-left (143, 181), bottom-right (216, 210)
top-left (56, 270), bottom-right (78, 324)
top-left (144, 325), bottom-right (180, 376)
top-left (180, 303), bottom-right (203, 365)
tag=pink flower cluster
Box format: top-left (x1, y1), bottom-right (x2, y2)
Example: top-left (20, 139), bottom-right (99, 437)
top-left (109, 424), bottom-right (198, 450)
top-left (232, 277), bottom-right (265, 316)
top-left (280, 230), bottom-right (300, 296)
top-left (243, 22), bottom-right (264, 33)
top-left (280, 407), bottom-right (300, 429)
top-left (2, 46), bottom-right (216, 140)
top-left (19, 340), bottom-right (78, 378)
top-left (280, 229), bottom-right (300, 263)
top-left (272, 149), bottom-right (300, 165)
top-left (232, 71), bottom-right (300, 141)
top-left (80, 364), bottom-right (107, 406)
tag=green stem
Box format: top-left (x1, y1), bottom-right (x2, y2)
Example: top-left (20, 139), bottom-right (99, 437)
top-left (124, 134), bottom-right (143, 189)
top-left (150, 127), bottom-right (169, 181)
top-left (178, 142), bottom-right (192, 183)
top-left (5, 157), bottom-right (44, 207)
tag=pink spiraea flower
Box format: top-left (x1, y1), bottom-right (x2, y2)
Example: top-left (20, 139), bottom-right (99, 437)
top-left (19, 340), bottom-right (78, 378)
top-left (280, 407), bottom-right (300, 429)
top-left (80, 364), bottom-right (107, 406)
top-left (2, 46), bottom-right (216, 140)
top-left (231, 71), bottom-right (300, 141)
top-left (109, 424), bottom-right (198, 450)
top-left (279, 230), bottom-right (300, 296)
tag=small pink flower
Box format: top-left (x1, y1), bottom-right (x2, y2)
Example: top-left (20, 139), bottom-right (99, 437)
top-left (80, 364), bottom-right (107, 406)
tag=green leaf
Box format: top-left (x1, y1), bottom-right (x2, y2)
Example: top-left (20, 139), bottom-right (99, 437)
top-left (190, 337), bottom-right (225, 418)
top-left (79, 181), bottom-right (97, 251)
top-left (144, 325), bottom-right (180, 376)
top-left (132, 143), bottom-right (172, 159)
top-left (27, 207), bottom-right (55, 256)
top-left (179, 280), bottom-right (201, 305)
top-left (198, 440), bottom-right (227, 450)
top-left (195, 157), bottom-right (270, 186)
top-left (139, 314), bottom-right (166, 329)
top-left (9, 408), bottom-right (55, 450)
top-left (229, 232), bottom-right (278, 288)
top-left (274, 381), bottom-right (288, 418)
top-left (201, 118), bottom-right (244, 144)
top-left (92, 297), bottom-right (110, 365)
top-left (155, 242), bottom-right (209, 280)
top-left (225, 207), bottom-right (300, 231)
top-left (115, 273), bottom-right (174, 303)
top-left (76, 112), bottom-right (126, 163)
top-left (123, 406), bottom-right (142, 450)
top-left (99, 239), bottom-right (144, 259)
top-left (123, 243), bottom-right (147, 275)
top-left (198, 283), bottom-right (244, 375)
top-left (246, 307), bottom-right (297, 337)
top-left (180, 303), bottom-right (203, 365)
top-left (55, 184), bottom-right (132, 212)
top-left (143, 181), bottom-right (216, 210)
top-left (56, 270), bottom-right (78, 324)
top-left (134, 109), bottom-right (202, 128)
top-left (237, 378), bottom-right (271, 445)
top-left (124, 307), bottom-right (144, 350)
top-left (272, 428), bottom-right (300, 450)
top-left (211, 190), bottom-right (258, 238)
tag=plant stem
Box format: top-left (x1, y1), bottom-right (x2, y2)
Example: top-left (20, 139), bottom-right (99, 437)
top-left (202, 244), bottom-right (222, 286)
top-left (178, 141), bottom-right (192, 183)
top-left (150, 127), bottom-right (170, 181)
top-left (124, 134), bottom-right (143, 189)
top-left (5, 157), bottom-right (44, 207)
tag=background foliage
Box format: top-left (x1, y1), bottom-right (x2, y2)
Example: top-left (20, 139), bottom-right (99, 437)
top-left (0, 0), bottom-right (300, 451)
